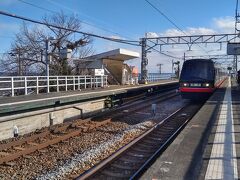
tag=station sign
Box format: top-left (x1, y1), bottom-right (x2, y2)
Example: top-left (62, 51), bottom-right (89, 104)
top-left (227, 42), bottom-right (240, 55)
top-left (94, 69), bottom-right (104, 76)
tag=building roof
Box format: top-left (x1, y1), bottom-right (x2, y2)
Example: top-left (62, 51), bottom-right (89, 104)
top-left (83, 48), bottom-right (140, 61)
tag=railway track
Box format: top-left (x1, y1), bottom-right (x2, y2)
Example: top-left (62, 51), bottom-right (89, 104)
top-left (0, 119), bottom-right (111, 166)
top-left (93, 89), bottom-right (179, 122)
top-left (0, 90), bottom-right (178, 164)
top-left (76, 103), bottom-right (202, 180)
top-left (0, 87), bottom-right (184, 179)
top-left (0, 89), bottom-right (178, 166)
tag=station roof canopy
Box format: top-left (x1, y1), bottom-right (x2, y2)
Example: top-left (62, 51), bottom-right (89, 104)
top-left (83, 48), bottom-right (140, 61)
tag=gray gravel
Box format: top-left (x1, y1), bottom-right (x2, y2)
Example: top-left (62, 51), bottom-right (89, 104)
top-left (36, 121), bottom-right (154, 180)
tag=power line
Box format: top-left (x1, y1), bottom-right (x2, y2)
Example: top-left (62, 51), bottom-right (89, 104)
top-left (147, 45), bottom-right (182, 60)
top-left (0, 10), bottom-right (140, 46)
top-left (17, 0), bottom-right (56, 13)
top-left (17, 0), bottom-right (134, 40)
top-left (145, 0), bottom-right (185, 35)
top-left (159, 51), bottom-right (182, 60)
top-left (46, 0), bottom-right (137, 40)
top-left (145, 0), bottom-right (209, 54)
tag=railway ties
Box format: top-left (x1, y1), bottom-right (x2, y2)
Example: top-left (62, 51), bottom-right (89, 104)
top-left (0, 87), bottom-right (182, 178)
top-left (0, 119), bottom-right (111, 166)
top-left (77, 103), bottom-right (202, 180)
top-left (90, 133), bottom-right (176, 179)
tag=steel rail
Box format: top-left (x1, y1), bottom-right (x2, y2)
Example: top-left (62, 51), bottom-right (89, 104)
top-left (0, 119), bottom-right (110, 165)
top-left (93, 87), bottom-right (179, 121)
top-left (76, 103), bottom-right (202, 180)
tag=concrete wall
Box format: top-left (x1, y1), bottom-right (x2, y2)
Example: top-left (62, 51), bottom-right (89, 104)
top-left (0, 99), bottom-right (105, 141)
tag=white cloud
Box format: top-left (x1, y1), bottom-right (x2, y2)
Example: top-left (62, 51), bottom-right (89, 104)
top-left (140, 16), bottom-right (236, 72)
top-left (145, 32), bottom-right (159, 38)
top-left (213, 16), bottom-right (235, 33)
top-left (151, 16), bottom-right (235, 37)
top-left (186, 27), bottom-right (216, 35)
top-left (88, 16), bottom-right (236, 73)
top-left (160, 27), bottom-right (216, 37)
top-left (109, 35), bottom-right (123, 39)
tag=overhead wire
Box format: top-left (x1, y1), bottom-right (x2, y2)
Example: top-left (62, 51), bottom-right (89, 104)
top-left (17, 0), bottom-right (56, 13)
top-left (45, 0), bottom-right (138, 40)
top-left (146, 45), bottom-right (182, 60)
top-left (17, 0), bottom-right (134, 40)
top-left (144, 0), bottom-right (209, 55)
top-left (0, 10), bottom-right (140, 46)
top-left (145, 0), bottom-right (184, 35)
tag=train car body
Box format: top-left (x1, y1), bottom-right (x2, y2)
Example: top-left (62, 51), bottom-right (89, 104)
top-left (179, 59), bottom-right (226, 100)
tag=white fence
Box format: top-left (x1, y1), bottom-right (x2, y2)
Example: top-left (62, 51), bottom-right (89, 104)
top-left (0, 75), bottom-right (108, 97)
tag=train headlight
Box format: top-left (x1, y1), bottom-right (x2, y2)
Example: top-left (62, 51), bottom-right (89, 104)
top-left (203, 83), bottom-right (210, 87)
top-left (182, 83), bottom-right (189, 87)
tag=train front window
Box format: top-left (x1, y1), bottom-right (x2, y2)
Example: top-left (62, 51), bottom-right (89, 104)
top-left (180, 61), bottom-right (214, 81)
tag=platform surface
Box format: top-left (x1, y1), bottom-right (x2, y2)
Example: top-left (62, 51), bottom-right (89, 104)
top-left (140, 77), bottom-right (240, 180)
top-left (0, 80), bottom-right (178, 115)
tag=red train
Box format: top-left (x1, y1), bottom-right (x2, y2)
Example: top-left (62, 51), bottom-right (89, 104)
top-left (179, 59), bottom-right (226, 100)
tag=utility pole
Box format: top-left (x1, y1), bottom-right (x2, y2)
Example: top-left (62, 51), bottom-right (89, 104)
top-left (235, 0), bottom-right (240, 72)
top-left (15, 48), bottom-right (22, 76)
top-left (17, 50), bottom-right (21, 76)
top-left (10, 48), bottom-right (22, 76)
top-left (157, 63), bottom-right (163, 74)
top-left (45, 38), bottom-right (49, 77)
top-left (141, 38), bottom-right (148, 84)
top-left (45, 38), bottom-right (50, 93)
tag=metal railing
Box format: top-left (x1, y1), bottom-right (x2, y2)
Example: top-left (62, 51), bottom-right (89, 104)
top-left (0, 75), bottom-right (108, 97)
top-left (139, 73), bottom-right (177, 83)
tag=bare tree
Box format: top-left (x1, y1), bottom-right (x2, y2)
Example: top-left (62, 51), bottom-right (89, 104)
top-left (0, 11), bottom-right (93, 76)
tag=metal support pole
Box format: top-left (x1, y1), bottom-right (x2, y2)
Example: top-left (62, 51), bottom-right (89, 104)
top-left (236, 55), bottom-right (238, 72)
top-left (73, 76), bottom-right (75, 91)
top-left (177, 62), bottom-right (180, 79)
top-left (101, 75), bottom-right (103, 88)
top-left (78, 76), bottom-right (80, 90)
top-left (45, 38), bottom-right (50, 93)
top-left (18, 49), bottom-right (22, 76)
top-left (105, 76), bottom-right (108, 87)
top-left (45, 39), bottom-right (49, 77)
top-left (24, 77), bottom-right (27, 95)
top-left (157, 64), bottom-right (163, 74)
top-left (65, 76), bottom-right (68, 91)
top-left (47, 76), bottom-right (50, 93)
top-left (141, 38), bottom-right (148, 84)
top-left (36, 77), bottom-right (39, 94)
top-left (11, 77), bottom-right (14, 97)
top-left (90, 76), bottom-right (93, 89)
top-left (56, 76), bottom-right (59, 92)
top-left (235, 0), bottom-right (239, 73)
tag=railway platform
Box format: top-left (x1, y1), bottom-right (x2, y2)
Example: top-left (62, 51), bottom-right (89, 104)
top-left (140, 77), bottom-right (240, 180)
top-left (0, 79), bottom-right (177, 116)
top-left (0, 79), bottom-right (178, 141)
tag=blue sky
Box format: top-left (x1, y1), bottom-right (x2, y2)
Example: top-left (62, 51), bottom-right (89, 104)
top-left (0, 0), bottom-right (237, 72)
